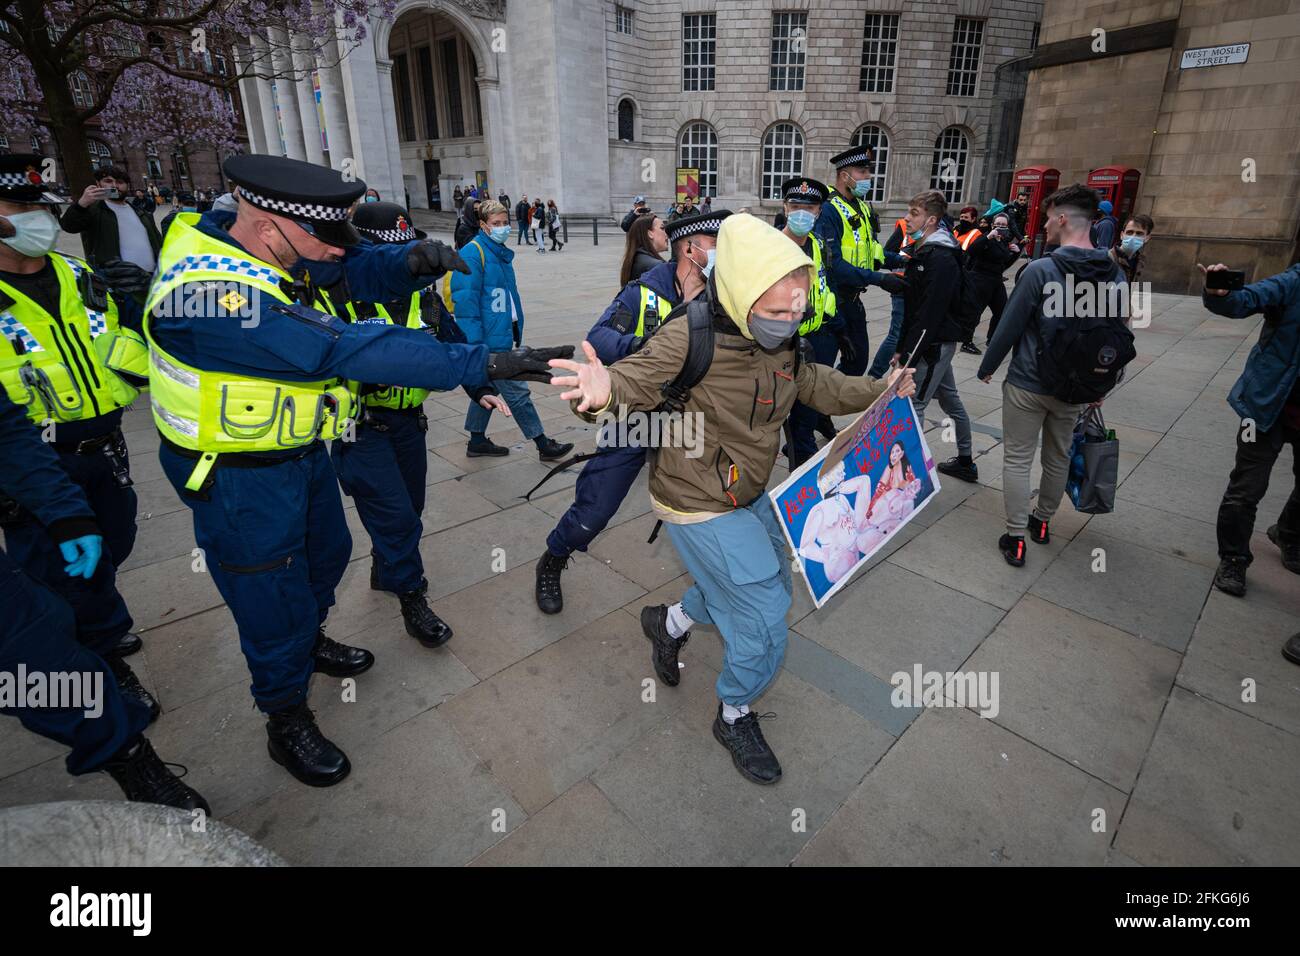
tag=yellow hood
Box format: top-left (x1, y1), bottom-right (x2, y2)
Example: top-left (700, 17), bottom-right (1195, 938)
top-left (714, 213), bottom-right (816, 340)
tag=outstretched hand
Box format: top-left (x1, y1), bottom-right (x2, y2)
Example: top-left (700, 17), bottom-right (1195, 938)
top-left (549, 340), bottom-right (611, 413)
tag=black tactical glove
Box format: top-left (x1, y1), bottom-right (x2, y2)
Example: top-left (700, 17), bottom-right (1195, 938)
top-left (486, 345), bottom-right (576, 383)
top-left (835, 329), bottom-right (858, 367)
top-left (406, 240), bottom-right (470, 279)
top-left (876, 273), bottom-right (908, 296)
top-left (97, 257), bottom-right (153, 297)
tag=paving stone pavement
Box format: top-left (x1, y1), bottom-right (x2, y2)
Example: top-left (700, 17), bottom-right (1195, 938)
top-left (5, 224), bottom-right (1298, 866)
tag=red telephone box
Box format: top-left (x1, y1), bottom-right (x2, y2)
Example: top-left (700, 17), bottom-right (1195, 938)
top-left (1087, 166), bottom-right (1142, 227)
top-left (1011, 165), bottom-right (1059, 255)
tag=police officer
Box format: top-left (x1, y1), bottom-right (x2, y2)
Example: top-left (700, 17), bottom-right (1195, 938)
top-left (0, 388), bottom-right (208, 812)
top-left (534, 209), bottom-right (730, 614)
top-left (0, 153), bottom-right (157, 719)
top-left (775, 178), bottom-right (839, 469)
top-left (323, 201), bottom-right (507, 648)
top-left (814, 146), bottom-right (907, 378)
top-left (145, 155), bottom-right (569, 787)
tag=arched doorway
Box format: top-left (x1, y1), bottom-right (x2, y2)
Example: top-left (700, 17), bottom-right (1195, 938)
top-left (384, 4), bottom-right (491, 210)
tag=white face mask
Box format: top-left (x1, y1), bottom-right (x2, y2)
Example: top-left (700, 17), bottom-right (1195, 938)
top-left (1, 210), bottom-right (60, 258)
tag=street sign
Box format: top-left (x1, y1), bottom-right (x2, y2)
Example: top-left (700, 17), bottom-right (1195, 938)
top-left (1180, 43), bottom-right (1249, 69)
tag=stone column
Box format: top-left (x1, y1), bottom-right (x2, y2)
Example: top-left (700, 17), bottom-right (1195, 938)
top-left (315, 35), bottom-right (352, 170)
top-left (289, 32), bottom-right (325, 165)
top-left (337, 11), bottom-right (394, 196)
top-left (249, 34), bottom-right (284, 155)
top-left (478, 76), bottom-right (510, 203)
top-left (266, 27), bottom-right (307, 161)
top-left (375, 58), bottom-right (408, 207)
top-left (231, 44), bottom-right (268, 154)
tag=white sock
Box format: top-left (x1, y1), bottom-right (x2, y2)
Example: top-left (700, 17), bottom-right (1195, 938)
top-left (722, 702), bottom-right (750, 725)
top-left (665, 602), bottom-right (693, 639)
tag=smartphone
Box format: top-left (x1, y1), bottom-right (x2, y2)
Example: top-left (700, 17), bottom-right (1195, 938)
top-left (1205, 269), bottom-right (1245, 291)
top-left (106, 187), bottom-right (121, 200)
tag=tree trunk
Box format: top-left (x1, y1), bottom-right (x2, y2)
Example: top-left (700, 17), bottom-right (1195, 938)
top-left (28, 59), bottom-right (94, 192)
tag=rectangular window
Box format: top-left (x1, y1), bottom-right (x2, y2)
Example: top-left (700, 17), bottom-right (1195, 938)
top-left (392, 51), bottom-right (416, 141)
top-left (615, 5), bottom-right (634, 36)
top-left (441, 38), bottom-right (465, 138)
top-left (417, 45), bottom-right (439, 140)
top-left (859, 13), bottom-right (899, 93)
top-left (945, 18), bottom-right (984, 97)
top-left (1030, 22), bottom-right (1041, 51)
top-left (682, 13), bottom-right (716, 92)
top-left (769, 12), bottom-right (807, 92)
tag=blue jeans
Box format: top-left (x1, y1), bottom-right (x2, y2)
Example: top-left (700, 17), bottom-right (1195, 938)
top-left (868, 294), bottom-right (906, 378)
top-left (517, 220), bottom-right (529, 244)
top-left (664, 498), bottom-right (793, 706)
top-left (465, 378), bottom-right (545, 440)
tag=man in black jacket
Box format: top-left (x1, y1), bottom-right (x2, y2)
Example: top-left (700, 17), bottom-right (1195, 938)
top-left (894, 189), bottom-right (977, 483)
top-left (59, 166), bottom-right (162, 273)
top-left (964, 211), bottom-right (1023, 347)
top-left (515, 195), bottom-right (531, 244)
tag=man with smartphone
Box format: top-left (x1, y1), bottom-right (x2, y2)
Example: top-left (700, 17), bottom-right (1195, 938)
top-left (59, 166), bottom-right (162, 276)
top-left (1200, 261), bottom-right (1300, 603)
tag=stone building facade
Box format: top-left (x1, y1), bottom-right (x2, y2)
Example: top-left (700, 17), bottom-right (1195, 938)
top-left (234, 0), bottom-right (1043, 221)
top-left (1016, 0), bottom-right (1300, 292)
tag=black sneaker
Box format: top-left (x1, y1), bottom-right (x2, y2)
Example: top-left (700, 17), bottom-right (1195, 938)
top-left (712, 705), bottom-right (781, 785)
top-left (266, 703), bottom-right (350, 787)
top-left (937, 457), bottom-right (979, 483)
top-left (536, 437), bottom-right (574, 462)
top-left (107, 654), bottom-right (161, 724)
top-left (960, 342), bottom-right (982, 356)
top-left (1283, 633), bottom-right (1300, 667)
top-left (398, 586), bottom-right (453, 647)
top-left (369, 559), bottom-right (384, 592)
top-left (1266, 524), bottom-right (1300, 574)
top-left (312, 630), bottom-right (375, 677)
top-left (1213, 557), bottom-right (1248, 597)
top-left (116, 631), bottom-right (143, 657)
top-left (535, 551), bottom-right (569, 615)
top-left (102, 738), bottom-right (210, 814)
top-left (640, 604), bottom-right (688, 687)
top-left (1028, 514), bottom-right (1050, 544)
top-left (466, 438), bottom-right (509, 457)
top-left (998, 533), bottom-right (1026, 568)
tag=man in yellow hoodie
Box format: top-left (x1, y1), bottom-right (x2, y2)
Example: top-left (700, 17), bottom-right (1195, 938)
top-left (551, 214), bottom-right (916, 784)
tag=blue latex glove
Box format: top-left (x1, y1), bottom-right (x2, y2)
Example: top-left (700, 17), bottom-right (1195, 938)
top-left (60, 535), bottom-right (103, 580)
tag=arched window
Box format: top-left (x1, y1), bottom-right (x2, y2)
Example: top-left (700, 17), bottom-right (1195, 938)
top-left (930, 127), bottom-right (969, 203)
top-left (69, 70), bottom-right (94, 109)
top-left (679, 122), bottom-right (718, 198)
top-left (851, 124), bottom-right (889, 203)
top-left (761, 123), bottom-right (803, 200)
top-left (87, 139), bottom-right (112, 168)
top-left (617, 99), bottom-right (635, 142)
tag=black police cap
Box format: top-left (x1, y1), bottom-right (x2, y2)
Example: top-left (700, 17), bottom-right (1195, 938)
top-left (0, 154), bottom-right (63, 205)
top-left (223, 154), bottom-right (366, 246)
top-left (780, 177), bottom-right (829, 205)
top-left (665, 208), bottom-right (732, 244)
top-left (829, 146), bottom-right (874, 170)
top-left (351, 201), bottom-right (428, 244)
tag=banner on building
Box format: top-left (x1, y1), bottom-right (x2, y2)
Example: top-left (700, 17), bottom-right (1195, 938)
top-left (311, 71), bottom-right (329, 153)
top-left (769, 382), bottom-right (940, 608)
top-left (675, 167), bottom-right (699, 203)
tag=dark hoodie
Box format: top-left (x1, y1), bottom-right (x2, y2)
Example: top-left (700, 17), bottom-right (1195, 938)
top-left (454, 200), bottom-right (480, 250)
top-left (978, 245), bottom-right (1126, 395)
top-left (897, 225), bottom-right (965, 356)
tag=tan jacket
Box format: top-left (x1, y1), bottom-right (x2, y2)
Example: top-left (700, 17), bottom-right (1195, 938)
top-left (580, 311), bottom-right (890, 523)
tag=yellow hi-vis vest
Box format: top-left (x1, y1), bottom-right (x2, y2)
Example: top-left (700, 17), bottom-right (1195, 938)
top-left (798, 235), bottom-right (838, 336)
top-left (828, 193), bottom-right (884, 275)
top-left (143, 213), bottom-right (356, 492)
top-left (633, 285), bottom-right (674, 338)
top-left (330, 291), bottom-right (430, 411)
top-left (0, 253), bottom-right (146, 426)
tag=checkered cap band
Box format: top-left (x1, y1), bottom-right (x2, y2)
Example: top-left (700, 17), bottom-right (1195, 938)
top-left (666, 217), bottom-right (724, 242)
top-left (0, 171), bottom-right (39, 186)
top-left (357, 226), bottom-right (415, 244)
top-left (834, 150), bottom-right (871, 169)
top-left (237, 186), bottom-right (351, 222)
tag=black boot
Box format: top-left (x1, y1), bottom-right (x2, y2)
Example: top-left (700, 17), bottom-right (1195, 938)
top-left (399, 585), bottom-right (453, 647)
top-left (266, 703), bottom-right (351, 787)
top-left (116, 631), bottom-right (143, 657)
top-left (1213, 557), bottom-right (1248, 597)
top-left (369, 559), bottom-right (383, 592)
top-left (102, 737), bottom-right (210, 813)
top-left (960, 342), bottom-right (982, 355)
top-left (937, 456), bottom-right (979, 483)
top-left (107, 654), bottom-right (161, 724)
top-left (640, 604), bottom-right (688, 687)
top-left (312, 630), bottom-right (375, 677)
top-left (466, 437), bottom-right (510, 457)
top-left (1266, 524), bottom-right (1300, 574)
top-left (535, 551), bottom-right (570, 615)
top-left (535, 436), bottom-right (574, 462)
top-left (1283, 633), bottom-right (1300, 667)
top-left (712, 705), bottom-right (782, 785)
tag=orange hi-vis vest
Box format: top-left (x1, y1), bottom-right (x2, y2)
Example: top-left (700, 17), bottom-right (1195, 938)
top-left (958, 227), bottom-right (983, 251)
top-left (892, 217), bottom-right (913, 276)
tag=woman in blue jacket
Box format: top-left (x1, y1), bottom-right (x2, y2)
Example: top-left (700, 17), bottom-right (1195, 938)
top-left (451, 200), bottom-right (574, 460)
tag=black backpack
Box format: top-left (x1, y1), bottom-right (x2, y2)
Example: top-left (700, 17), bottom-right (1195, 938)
top-left (1037, 253), bottom-right (1136, 404)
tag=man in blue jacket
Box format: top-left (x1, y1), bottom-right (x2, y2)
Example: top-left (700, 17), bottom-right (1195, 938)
top-left (0, 390), bottom-right (209, 812)
top-left (451, 199), bottom-right (573, 461)
top-left (534, 210), bottom-right (727, 614)
top-left (1201, 262), bottom-right (1300, 611)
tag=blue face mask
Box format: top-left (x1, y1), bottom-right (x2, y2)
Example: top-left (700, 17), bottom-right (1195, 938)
top-left (489, 225), bottom-right (511, 244)
top-left (1120, 236), bottom-right (1145, 254)
top-left (852, 178), bottom-right (873, 198)
top-left (909, 227), bottom-right (925, 241)
top-left (786, 209), bottom-right (816, 237)
top-left (364, 196), bottom-right (378, 203)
